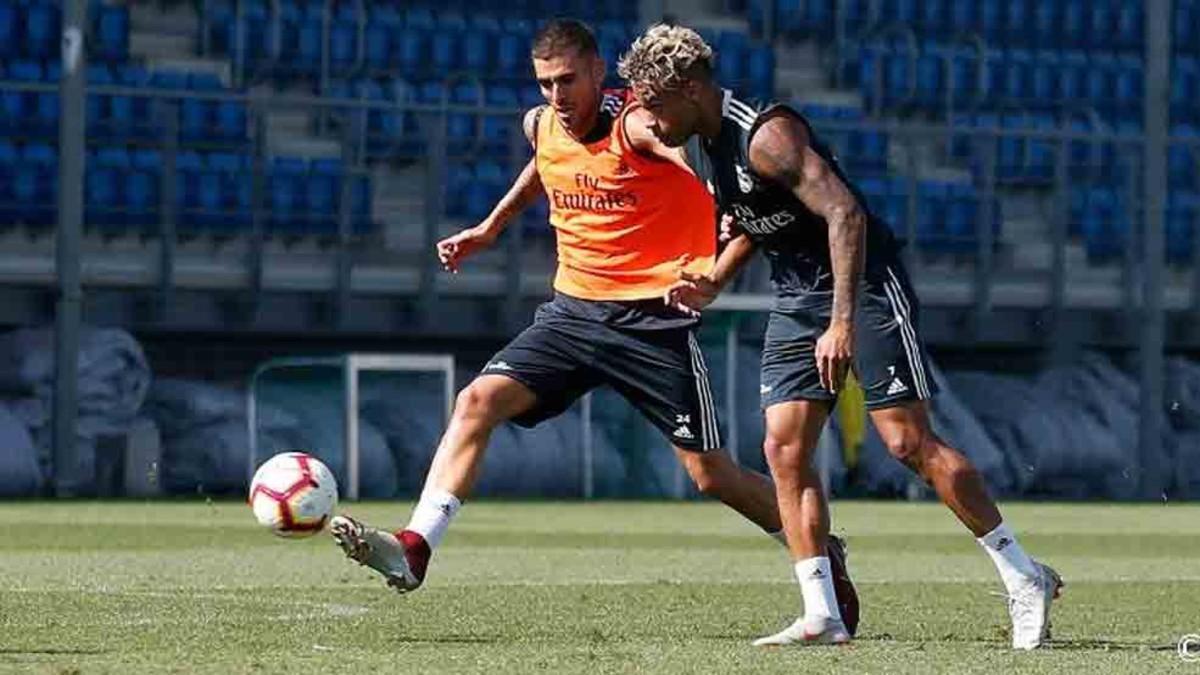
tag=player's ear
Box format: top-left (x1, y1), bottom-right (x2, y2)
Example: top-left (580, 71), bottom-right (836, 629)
top-left (592, 53), bottom-right (606, 84)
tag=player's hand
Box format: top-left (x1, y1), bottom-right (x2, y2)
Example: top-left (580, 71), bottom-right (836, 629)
top-left (436, 224), bottom-right (498, 273)
top-left (718, 213), bottom-right (740, 243)
top-left (664, 271), bottom-right (720, 317)
top-left (815, 320), bottom-right (853, 394)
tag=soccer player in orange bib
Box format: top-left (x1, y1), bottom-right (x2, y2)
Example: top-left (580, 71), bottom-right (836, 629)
top-left (329, 19), bottom-right (857, 629)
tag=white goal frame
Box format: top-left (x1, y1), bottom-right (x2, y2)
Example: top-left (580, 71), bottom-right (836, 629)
top-left (247, 353), bottom-right (456, 500)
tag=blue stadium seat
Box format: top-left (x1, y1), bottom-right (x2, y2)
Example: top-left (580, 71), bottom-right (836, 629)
top-left (1058, 51), bottom-right (1089, 105)
top-left (329, 18), bottom-right (357, 74)
top-left (0, 2), bottom-right (15, 60)
top-left (294, 17), bottom-right (322, 75)
top-left (1167, 191), bottom-right (1198, 263)
top-left (180, 97), bottom-right (210, 143)
top-left (1061, 0), bottom-right (1087, 49)
top-left (1114, 56), bottom-right (1143, 120)
top-left (1174, 58), bottom-right (1199, 124)
top-left (23, 2), bottom-right (60, 59)
top-left (1085, 54), bottom-right (1118, 120)
top-left (497, 30), bottom-right (527, 78)
top-left (448, 81), bottom-right (484, 155)
top-left (306, 158), bottom-right (342, 236)
top-left (1170, 126), bottom-right (1199, 189)
top-left (86, 147), bottom-right (130, 229)
top-left (127, 149), bottom-right (162, 229)
top-left (465, 160), bottom-right (505, 221)
top-left (1081, 186), bottom-right (1125, 262)
top-left (1031, 1), bottom-right (1058, 47)
top-left (1115, 4), bottom-right (1143, 51)
top-left (1003, 50), bottom-right (1033, 104)
top-left (1177, 0), bottom-right (1197, 53)
top-left (445, 162), bottom-right (474, 219)
top-left (945, 182), bottom-right (980, 252)
top-left (350, 174), bottom-right (372, 235)
top-left (482, 85), bottom-right (520, 152)
top-left (977, 0), bottom-right (1003, 44)
top-left (364, 6), bottom-right (400, 72)
top-left (267, 157), bottom-right (307, 235)
top-left (1030, 51), bottom-right (1059, 109)
top-left (430, 29), bottom-right (460, 73)
top-left (16, 143), bottom-right (56, 226)
top-left (174, 151), bottom-right (204, 231)
top-left (1086, 0), bottom-right (1116, 50)
top-left (745, 45), bottom-right (775, 100)
top-left (94, 4), bottom-right (129, 62)
top-left (395, 26), bottom-right (428, 73)
top-left (947, 0), bottom-right (976, 36)
top-left (1026, 113), bottom-right (1057, 183)
top-left (917, 181), bottom-right (949, 251)
top-left (462, 27), bottom-right (495, 77)
top-left (1003, 0), bottom-right (1029, 47)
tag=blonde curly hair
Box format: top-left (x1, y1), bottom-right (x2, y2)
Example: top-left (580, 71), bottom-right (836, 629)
top-left (617, 24), bottom-right (714, 92)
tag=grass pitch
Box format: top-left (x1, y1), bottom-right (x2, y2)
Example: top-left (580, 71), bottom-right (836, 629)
top-left (0, 500), bottom-right (1197, 674)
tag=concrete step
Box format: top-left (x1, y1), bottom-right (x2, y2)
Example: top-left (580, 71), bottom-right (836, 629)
top-left (144, 57), bottom-right (231, 82)
top-left (130, 32), bottom-right (195, 61)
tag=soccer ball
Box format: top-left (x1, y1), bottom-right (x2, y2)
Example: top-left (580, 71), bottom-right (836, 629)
top-left (248, 452), bottom-right (339, 538)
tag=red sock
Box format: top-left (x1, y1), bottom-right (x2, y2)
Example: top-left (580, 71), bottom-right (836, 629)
top-left (396, 529), bottom-right (431, 582)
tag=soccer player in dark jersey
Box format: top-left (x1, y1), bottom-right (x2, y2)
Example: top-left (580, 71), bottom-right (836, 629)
top-left (620, 24), bottom-right (1061, 649)
top-left (327, 19), bottom-right (857, 631)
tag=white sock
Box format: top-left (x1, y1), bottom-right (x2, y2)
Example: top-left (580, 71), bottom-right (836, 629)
top-left (794, 556), bottom-right (842, 622)
top-left (977, 522), bottom-right (1039, 594)
top-left (768, 529), bottom-right (788, 547)
top-left (404, 487), bottom-right (462, 550)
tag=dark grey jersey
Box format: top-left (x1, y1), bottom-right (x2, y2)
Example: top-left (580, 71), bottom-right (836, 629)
top-left (687, 91), bottom-right (901, 310)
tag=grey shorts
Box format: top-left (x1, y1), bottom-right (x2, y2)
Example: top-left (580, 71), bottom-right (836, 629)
top-left (760, 265), bottom-right (937, 410)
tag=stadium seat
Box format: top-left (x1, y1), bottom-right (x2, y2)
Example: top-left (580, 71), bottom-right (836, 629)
top-left (15, 143), bottom-right (57, 227)
top-left (1167, 191), bottom-right (1198, 263)
top-left (23, 2), bottom-right (60, 59)
top-left (94, 4), bottom-right (130, 62)
top-left (127, 149), bottom-right (162, 229)
top-left (482, 85), bottom-right (520, 153)
top-left (268, 157), bottom-right (307, 235)
top-left (86, 146), bottom-right (130, 229)
top-left (745, 45), bottom-right (775, 100)
top-left (306, 158), bottom-right (343, 236)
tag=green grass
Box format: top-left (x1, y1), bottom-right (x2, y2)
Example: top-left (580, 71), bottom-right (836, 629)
top-left (0, 500), bottom-right (1197, 674)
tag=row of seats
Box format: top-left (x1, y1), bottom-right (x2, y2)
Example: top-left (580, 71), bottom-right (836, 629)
top-left (858, 176), bottom-right (1000, 254)
top-left (748, 0), bottom-right (1167, 53)
top-left (446, 160), bottom-right (546, 228)
top-left (949, 113), bottom-right (1200, 187)
top-left (0, 1), bottom-right (127, 62)
top-left (1070, 186), bottom-right (1198, 263)
top-left (1, 63), bottom-right (249, 146)
top-left (846, 43), bottom-right (1156, 121)
top-left (0, 143), bottom-right (374, 236)
top-left (800, 103), bottom-right (889, 175)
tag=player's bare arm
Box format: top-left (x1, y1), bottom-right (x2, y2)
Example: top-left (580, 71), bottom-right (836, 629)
top-left (665, 217), bottom-right (757, 316)
top-left (437, 107), bottom-right (545, 273)
top-left (749, 112), bottom-right (866, 393)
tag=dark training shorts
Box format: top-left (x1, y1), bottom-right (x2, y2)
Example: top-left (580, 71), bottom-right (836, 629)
top-left (760, 264), bottom-right (938, 411)
top-left (480, 303), bottom-right (722, 452)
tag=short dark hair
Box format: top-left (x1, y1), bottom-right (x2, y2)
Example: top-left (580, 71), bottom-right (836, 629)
top-left (531, 18), bottom-right (598, 60)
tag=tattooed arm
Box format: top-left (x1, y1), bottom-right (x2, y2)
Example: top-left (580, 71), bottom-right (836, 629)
top-left (747, 111), bottom-right (867, 392)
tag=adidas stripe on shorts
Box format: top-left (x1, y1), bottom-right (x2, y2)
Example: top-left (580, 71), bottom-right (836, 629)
top-left (482, 302), bottom-right (722, 452)
top-left (759, 263), bottom-right (938, 411)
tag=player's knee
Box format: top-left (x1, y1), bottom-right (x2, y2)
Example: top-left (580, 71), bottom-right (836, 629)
top-left (682, 453), bottom-right (727, 497)
top-left (881, 425), bottom-right (930, 470)
top-left (453, 381), bottom-right (504, 427)
top-left (762, 435), bottom-right (803, 472)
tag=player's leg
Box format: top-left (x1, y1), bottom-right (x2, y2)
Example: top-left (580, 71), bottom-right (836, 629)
top-left (751, 399), bottom-right (852, 646)
top-left (671, 446), bottom-right (780, 535)
top-left (332, 317), bottom-right (598, 593)
top-left (862, 265), bottom-right (1061, 649)
top-left (599, 327), bottom-right (793, 540)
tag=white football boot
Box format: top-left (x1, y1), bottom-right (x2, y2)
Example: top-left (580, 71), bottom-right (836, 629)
top-left (330, 515), bottom-right (423, 592)
top-left (1008, 561), bottom-right (1064, 650)
top-left (752, 615), bottom-right (852, 647)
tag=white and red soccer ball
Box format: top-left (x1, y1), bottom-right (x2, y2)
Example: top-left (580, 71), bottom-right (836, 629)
top-left (248, 452), bottom-right (339, 538)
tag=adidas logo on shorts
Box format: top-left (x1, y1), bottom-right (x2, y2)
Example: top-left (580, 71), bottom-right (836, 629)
top-left (886, 378), bottom-right (908, 395)
top-left (672, 425), bottom-right (694, 440)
